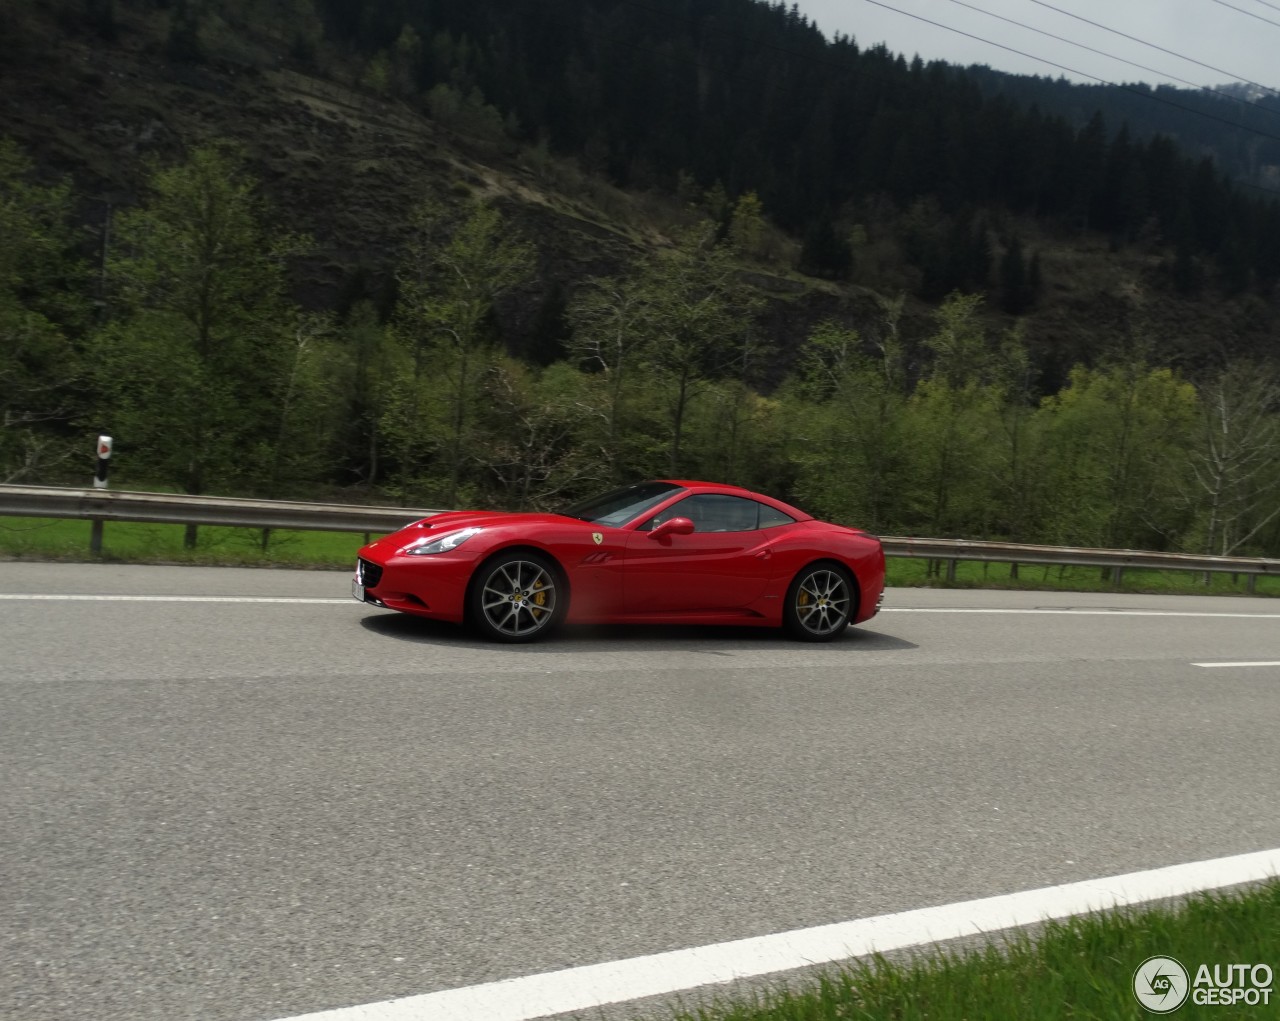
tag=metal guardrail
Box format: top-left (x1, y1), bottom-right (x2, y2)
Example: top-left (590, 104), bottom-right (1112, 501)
top-left (878, 536), bottom-right (1280, 578)
top-left (1, 485), bottom-right (1277, 589)
top-left (0, 485), bottom-right (438, 534)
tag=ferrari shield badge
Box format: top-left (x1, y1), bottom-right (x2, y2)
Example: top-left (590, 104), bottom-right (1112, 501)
top-left (592, 532), bottom-right (603, 545)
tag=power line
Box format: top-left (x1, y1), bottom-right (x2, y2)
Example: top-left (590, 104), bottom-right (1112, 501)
top-left (861, 0), bottom-right (1280, 198)
top-left (522, 0), bottom-right (1280, 201)
top-left (1212, 0), bottom-right (1280, 30)
top-left (617, 0), bottom-right (1279, 118)
top-left (1025, 0), bottom-right (1280, 98)
top-left (945, 0), bottom-right (1280, 119)
top-left (1243, 0), bottom-right (1280, 14)
top-left (860, 0), bottom-right (1280, 140)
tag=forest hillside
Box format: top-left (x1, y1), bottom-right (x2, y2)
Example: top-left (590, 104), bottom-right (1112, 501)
top-left (1, 0), bottom-right (1278, 556)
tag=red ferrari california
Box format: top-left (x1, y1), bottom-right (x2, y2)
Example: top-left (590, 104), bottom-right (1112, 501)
top-left (353, 480), bottom-right (885, 642)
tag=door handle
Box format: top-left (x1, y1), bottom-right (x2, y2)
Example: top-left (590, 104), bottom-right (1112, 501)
top-left (755, 547), bottom-right (772, 560)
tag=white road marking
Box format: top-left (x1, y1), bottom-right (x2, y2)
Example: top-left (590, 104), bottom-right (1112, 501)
top-left (0, 594), bottom-right (351, 604)
top-left (1193, 661), bottom-right (1280, 668)
top-left (270, 848), bottom-right (1280, 1021)
top-left (883, 608), bottom-right (1280, 618)
top-left (0, 597), bottom-right (1273, 617)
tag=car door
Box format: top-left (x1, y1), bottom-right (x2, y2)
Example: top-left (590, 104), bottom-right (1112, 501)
top-left (621, 494), bottom-right (774, 614)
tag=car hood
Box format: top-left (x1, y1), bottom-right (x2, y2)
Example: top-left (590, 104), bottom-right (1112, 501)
top-left (361, 509), bottom-right (588, 554)
top-left (398, 510), bottom-right (578, 532)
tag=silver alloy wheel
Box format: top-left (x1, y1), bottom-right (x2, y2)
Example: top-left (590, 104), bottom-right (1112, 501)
top-left (480, 559), bottom-right (558, 638)
top-left (793, 568), bottom-right (851, 636)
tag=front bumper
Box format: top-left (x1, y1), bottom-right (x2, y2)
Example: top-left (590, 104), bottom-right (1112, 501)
top-left (351, 551), bottom-right (471, 623)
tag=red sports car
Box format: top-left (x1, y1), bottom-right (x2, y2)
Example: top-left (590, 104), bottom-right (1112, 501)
top-left (352, 480), bottom-right (885, 642)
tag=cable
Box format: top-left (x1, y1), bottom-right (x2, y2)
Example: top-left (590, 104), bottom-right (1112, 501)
top-left (1212, 0), bottom-right (1280, 29)
top-left (944, 0), bottom-right (1280, 118)
top-left (517, 0), bottom-right (1280, 201)
top-left (1025, 0), bottom-right (1280, 98)
top-left (861, 0), bottom-right (1280, 200)
top-left (1243, 0), bottom-right (1280, 14)
top-left (613, 0), bottom-right (1280, 120)
top-left (863, 0), bottom-right (1280, 157)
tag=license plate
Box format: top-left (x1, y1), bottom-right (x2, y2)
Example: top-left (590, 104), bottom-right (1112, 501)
top-left (351, 578), bottom-right (365, 602)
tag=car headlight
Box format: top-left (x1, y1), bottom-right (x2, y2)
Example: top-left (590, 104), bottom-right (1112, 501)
top-left (400, 527), bottom-right (481, 555)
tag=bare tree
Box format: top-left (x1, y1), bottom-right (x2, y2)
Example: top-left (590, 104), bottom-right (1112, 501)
top-left (1190, 361), bottom-right (1280, 556)
top-left (566, 276), bottom-right (647, 456)
top-left (473, 362), bottom-right (606, 510)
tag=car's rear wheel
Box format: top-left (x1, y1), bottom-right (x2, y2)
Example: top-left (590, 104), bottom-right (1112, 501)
top-left (783, 563), bottom-right (854, 641)
top-left (469, 551), bottom-right (562, 643)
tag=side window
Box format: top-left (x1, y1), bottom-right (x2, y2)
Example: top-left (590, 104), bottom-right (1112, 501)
top-left (645, 494), bottom-right (761, 532)
top-left (644, 497), bottom-right (693, 531)
top-left (757, 503), bottom-right (795, 528)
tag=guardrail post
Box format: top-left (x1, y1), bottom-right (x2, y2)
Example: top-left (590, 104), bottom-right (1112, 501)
top-left (1247, 574), bottom-right (1257, 594)
top-left (90, 435), bottom-right (112, 554)
top-left (945, 558), bottom-right (957, 583)
top-left (1114, 566), bottom-right (1124, 587)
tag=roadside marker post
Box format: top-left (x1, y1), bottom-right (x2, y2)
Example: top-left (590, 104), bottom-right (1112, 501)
top-left (93, 435), bottom-right (112, 489)
top-left (90, 435), bottom-right (111, 553)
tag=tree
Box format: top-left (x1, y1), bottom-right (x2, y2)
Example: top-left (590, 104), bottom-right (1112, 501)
top-left (337, 299), bottom-right (401, 487)
top-left (727, 191), bottom-right (766, 260)
top-left (1188, 361), bottom-right (1280, 556)
top-left (261, 311), bottom-right (343, 498)
top-left (0, 139), bottom-right (86, 483)
top-left (361, 51), bottom-right (392, 94)
top-left (253, 310), bottom-right (347, 550)
top-left (905, 293), bottom-right (997, 539)
top-left (1039, 363), bottom-right (1198, 549)
top-left (391, 24), bottom-right (424, 96)
top-left (786, 309), bottom-right (909, 533)
top-left (471, 359), bottom-right (607, 509)
top-left (99, 143), bottom-right (306, 544)
top-left (984, 322), bottom-right (1049, 550)
top-left (635, 224), bottom-right (760, 475)
top-left (393, 199), bottom-right (535, 504)
top-left (565, 274), bottom-right (649, 467)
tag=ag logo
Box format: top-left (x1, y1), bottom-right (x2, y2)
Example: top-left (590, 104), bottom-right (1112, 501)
top-left (1134, 956), bottom-right (1190, 1013)
top-left (592, 532), bottom-right (603, 545)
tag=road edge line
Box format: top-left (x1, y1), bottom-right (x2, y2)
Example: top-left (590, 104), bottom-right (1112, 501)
top-left (269, 847), bottom-right (1280, 1021)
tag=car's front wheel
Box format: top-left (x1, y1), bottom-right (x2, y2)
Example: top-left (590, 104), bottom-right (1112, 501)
top-left (783, 563), bottom-right (854, 641)
top-left (469, 551), bottom-right (562, 643)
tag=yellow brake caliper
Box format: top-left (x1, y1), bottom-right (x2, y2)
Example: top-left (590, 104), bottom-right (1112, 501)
top-left (532, 579), bottom-right (547, 617)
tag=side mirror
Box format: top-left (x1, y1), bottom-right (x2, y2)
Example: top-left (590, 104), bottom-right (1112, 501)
top-left (649, 516), bottom-right (694, 539)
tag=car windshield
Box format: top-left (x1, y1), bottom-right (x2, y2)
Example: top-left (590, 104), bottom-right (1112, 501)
top-left (556, 481), bottom-right (685, 527)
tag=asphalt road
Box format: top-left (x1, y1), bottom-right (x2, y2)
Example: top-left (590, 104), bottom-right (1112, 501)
top-left (2, 562), bottom-right (1278, 1021)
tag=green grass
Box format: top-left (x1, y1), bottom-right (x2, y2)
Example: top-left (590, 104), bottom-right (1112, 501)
top-left (662, 881), bottom-right (1280, 1021)
top-left (886, 556), bottom-right (1278, 597)
top-left (1, 517), bottom-right (1275, 595)
top-left (0, 516), bottom-right (366, 568)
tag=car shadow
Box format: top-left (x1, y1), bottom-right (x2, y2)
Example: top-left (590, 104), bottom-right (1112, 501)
top-left (358, 611), bottom-right (918, 653)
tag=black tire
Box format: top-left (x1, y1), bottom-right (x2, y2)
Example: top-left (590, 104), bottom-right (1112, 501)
top-left (783, 563), bottom-right (855, 642)
top-left (468, 551), bottom-right (563, 643)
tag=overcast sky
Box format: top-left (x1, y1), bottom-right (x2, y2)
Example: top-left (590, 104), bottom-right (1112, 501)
top-left (791, 0), bottom-right (1280, 92)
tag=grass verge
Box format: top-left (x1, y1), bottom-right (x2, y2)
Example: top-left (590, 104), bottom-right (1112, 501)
top-left (0, 516), bottom-right (366, 568)
top-left (885, 556), bottom-right (1278, 597)
top-left (1, 517), bottom-right (1275, 596)
top-left (664, 881), bottom-right (1280, 1021)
